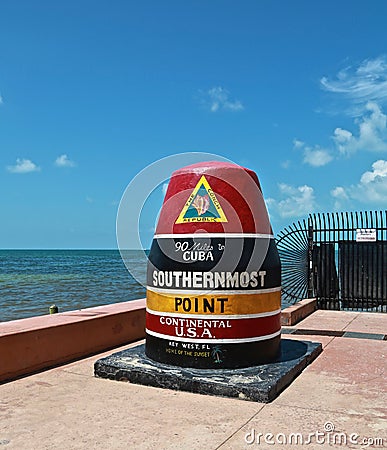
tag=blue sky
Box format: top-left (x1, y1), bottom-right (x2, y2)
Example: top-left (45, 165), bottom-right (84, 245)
top-left (1, 1), bottom-right (387, 249)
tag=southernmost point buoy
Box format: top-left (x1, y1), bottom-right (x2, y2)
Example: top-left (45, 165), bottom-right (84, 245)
top-left (145, 161), bottom-right (281, 369)
top-left (95, 159), bottom-right (322, 402)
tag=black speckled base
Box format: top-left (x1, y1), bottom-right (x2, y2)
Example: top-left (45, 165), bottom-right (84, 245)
top-left (94, 339), bottom-right (322, 403)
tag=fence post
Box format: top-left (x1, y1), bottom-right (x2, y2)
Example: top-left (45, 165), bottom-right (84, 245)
top-left (307, 217), bottom-right (314, 299)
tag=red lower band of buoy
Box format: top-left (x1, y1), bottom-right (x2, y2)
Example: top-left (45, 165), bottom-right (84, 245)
top-left (145, 311), bottom-right (281, 342)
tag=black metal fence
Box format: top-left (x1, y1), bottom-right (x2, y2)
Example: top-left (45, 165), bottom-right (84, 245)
top-left (276, 210), bottom-right (387, 312)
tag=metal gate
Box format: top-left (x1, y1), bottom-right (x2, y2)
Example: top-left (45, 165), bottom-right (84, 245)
top-left (276, 210), bottom-right (387, 312)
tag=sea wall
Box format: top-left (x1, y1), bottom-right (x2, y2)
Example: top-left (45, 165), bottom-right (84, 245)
top-left (280, 298), bottom-right (317, 326)
top-left (0, 299), bottom-right (146, 383)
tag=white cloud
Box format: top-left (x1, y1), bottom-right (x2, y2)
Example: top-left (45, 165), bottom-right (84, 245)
top-left (293, 139), bottom-right (305, 149)
top-left (321, 56), bottom-right (387, 108)
top-left (331, 159), bottom-right (387, 205)
top-left (331, 186), bottom-right (349, 210)
top-left (7, 158), bottom-right (40, 174)
top-left (86, 196), bottom-right (94, 203)
top-left (0, 95), bottom-right (3, 105)
top-left (360, 159), bottom-right (387, 183)
top-left (297, 102), bottom-right (387, 161)
top-left (332, 102), bottom-right (387, 155)
top-left (303, 146), bottom-right (333, 167)
top-left (201, 86), bottom-right (244, 112)
top-left (55, 154), bottom-right (76, 167)
top-left (266, 183), bottom-right (316, 218)
top-left (289, 57), bottom-right (387, 180)
top-left (355, 159), bottom-right (387, 202)
top-left (331, 186), bottom-right (348, 200)
top-left (293, 139), bottom-right (333, 167)
top-left (296, 58), bottom-right (387, 164)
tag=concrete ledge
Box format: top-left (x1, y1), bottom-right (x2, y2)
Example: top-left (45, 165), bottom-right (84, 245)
top-left (281, 298), bottom-right (317, 326)
top-left (0, 299), bottom-right (146, 383)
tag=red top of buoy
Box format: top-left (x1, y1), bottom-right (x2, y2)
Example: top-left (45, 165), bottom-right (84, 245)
top-left (155, 161), bottom-right (272, 235)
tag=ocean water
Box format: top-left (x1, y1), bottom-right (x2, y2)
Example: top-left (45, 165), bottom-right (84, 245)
top-left (0, 250), bottom-right (147, 323)
top-left (0, 249), bottom-right (289, 323)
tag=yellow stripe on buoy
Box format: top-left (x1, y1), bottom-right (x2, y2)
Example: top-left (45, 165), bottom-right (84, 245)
top-left (146, 288), bottom-right (281, 315)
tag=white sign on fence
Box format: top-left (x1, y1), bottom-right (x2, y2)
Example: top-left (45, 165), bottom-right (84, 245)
top-left (356, 228), bottom-right (377, 242)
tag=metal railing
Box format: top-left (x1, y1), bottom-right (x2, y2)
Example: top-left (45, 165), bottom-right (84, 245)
top-left (276, 210), bottom-right (387, 312)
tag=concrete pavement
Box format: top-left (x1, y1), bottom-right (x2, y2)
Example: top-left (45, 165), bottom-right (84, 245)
top-left (0, 310), bottom-right (386, 449)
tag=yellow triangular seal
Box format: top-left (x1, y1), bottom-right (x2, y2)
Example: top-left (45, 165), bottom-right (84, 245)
top-left (175, 175), bottom-right (228, 224)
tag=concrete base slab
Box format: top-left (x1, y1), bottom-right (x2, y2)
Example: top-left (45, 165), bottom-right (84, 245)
top-left (94, 339), bottom-right (322, 403)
